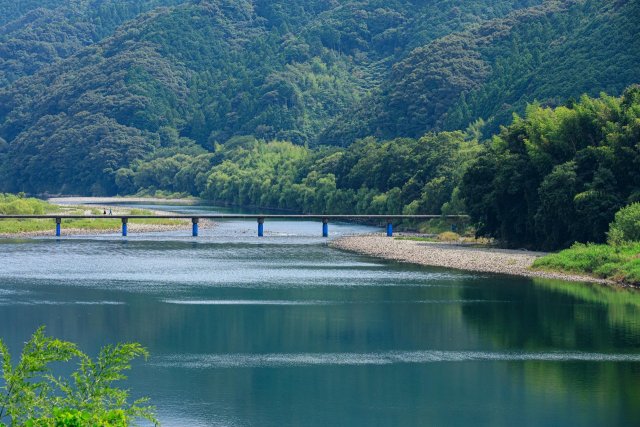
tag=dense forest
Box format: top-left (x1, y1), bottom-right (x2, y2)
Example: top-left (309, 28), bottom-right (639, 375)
top-left (0, 0), bottom-right (638, 250)
top-left (112, 87), bottom-right (640, 251)
top-left (462, 86), bottom-right (640, 249)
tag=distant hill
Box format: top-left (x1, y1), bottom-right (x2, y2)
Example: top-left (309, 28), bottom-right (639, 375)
top-left (322, 0), bottom-right (640, 143)
top-left (0, 0), bottom-right (188, 87)
top-left (0, 0), bottom-right (638, 195)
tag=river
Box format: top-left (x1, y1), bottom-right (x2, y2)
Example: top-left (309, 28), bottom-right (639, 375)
top-left (1, 203), bottom-right (639, 426)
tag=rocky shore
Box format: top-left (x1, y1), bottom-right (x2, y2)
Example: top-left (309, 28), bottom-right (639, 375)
top-left (331, 234), bottom-right (611, 285)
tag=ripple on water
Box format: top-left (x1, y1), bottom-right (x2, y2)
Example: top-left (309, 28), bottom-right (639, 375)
top-left (152, 350), bottom-right (640, 369)
top-left (0, 300), bottom-right (125, 306)
top-left (161, 299), bottom-right (508, 306)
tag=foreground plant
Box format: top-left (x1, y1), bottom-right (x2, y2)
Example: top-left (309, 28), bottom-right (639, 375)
top-left (0, 327), bottom-right (157, 426)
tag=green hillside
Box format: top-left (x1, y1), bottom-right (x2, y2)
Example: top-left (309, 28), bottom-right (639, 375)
top-left (323, 0), bottom-right (640, 143)
top-left (0, 0), bottom-right (551, 195)
top-left (0, 0), bottom-right (638, 238)
top-left (112, 87), bottom-right (639, 253)
top-left (0, 0), bottom-right (188, 87)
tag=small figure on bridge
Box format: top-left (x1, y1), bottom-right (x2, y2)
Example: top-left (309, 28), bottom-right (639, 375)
top-left (103, 209), bottom-right (106, 215)
top-left (109, 208), bottom-right (113, 215)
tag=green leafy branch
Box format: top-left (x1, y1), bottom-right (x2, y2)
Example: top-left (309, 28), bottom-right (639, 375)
top-left (0, 327), bottom-right (157, 426)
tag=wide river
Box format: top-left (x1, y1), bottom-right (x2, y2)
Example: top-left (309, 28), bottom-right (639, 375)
top-left (1, 203), bottom-right (640, 426)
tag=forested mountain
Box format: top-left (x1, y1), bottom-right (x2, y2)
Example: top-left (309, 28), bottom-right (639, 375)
top-left (324, 0), bottom-right (640, 142)
top-left (0, 0), bottom-right (188, 86)
top-left (0, 0), bottom-right (638, 230)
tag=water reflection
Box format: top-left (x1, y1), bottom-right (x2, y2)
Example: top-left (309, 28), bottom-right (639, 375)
top-left (461, 277), bottom-right (640, 425)
top-left (0, 216), bottom-right (639, 425)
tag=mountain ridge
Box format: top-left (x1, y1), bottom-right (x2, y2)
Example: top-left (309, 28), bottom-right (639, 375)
top-left (0, 0), bottom-right (638, 196)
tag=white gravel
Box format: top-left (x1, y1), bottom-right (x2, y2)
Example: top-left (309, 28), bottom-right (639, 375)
top-left (331, 234), bottom-right (612, 285)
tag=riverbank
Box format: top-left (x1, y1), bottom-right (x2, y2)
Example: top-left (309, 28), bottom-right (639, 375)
top-left (0, 196), bottom-right (212, 238)
top-left (0, 221), bottom-right (211, 238)
top-left (331, 234), bottom-right (614, 285)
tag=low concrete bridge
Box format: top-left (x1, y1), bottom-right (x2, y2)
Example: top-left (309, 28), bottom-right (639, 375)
top-left (0, 215), bottom-right (469, 237)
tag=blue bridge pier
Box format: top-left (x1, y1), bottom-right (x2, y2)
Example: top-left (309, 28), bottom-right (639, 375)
top-left (192, 218), bottom-right (199, 237)
top-left (258, 217), bottom-right (265, 237)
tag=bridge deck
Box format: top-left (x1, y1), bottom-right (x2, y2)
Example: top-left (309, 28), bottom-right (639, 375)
top-left (0, 214), bottom-right (467, 219)
top-left (0, 214), bottom-right (468, 237)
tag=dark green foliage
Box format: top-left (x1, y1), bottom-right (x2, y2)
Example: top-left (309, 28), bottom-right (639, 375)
top-left (324, 0), bottom-right (640, 143)
top-left (0, 1), bottom-right (67, 26)
top-left (0, 0), bottom-right (638, 253)
top-left (0, 113), bottom-right (156, 195)
top-left (0, 0), bottom-right (595, 195)
top-left (125, 131), bottom-right (480, 217)
top-left (0, 0), bottom-right (189, 87)
top-left (461, 86), bottom-right (640, 250)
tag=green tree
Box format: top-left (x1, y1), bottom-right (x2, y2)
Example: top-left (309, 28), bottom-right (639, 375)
top-left (608, 203), bottom-right (640, 245)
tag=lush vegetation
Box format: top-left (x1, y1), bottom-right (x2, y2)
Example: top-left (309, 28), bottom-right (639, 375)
top-left (0, 0), bottom-right (638, 195)
top-left (117, 130), bottom-right (479, 218)
top-left (533, 202), bottom-right (640, 284)
top-left (533, 242), bottom-right (640, 284)
top-left (461, 86), bottom-right (640, 250)
top-left (0, 327), bottom-right (156, 426)
top-left (607, 203), bottom-right (640, 246)
top-left (0, 194), bottom-right (54, 215)
top-left (0, 0), bottom-right (188, 87)
top-left (329, 0), bottom-right (640, 142)
top-left (114, 87), bottom-right (640, 253)
top-left (0, 0), bottom-right (638, 267)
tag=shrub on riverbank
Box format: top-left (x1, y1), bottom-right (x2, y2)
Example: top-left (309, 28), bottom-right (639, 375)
top-left (0, 327), bottom-right (156, 426)
top-left (534, 204), bottom-right (640, 284)
top-left (608, 203), bottom-right (640, 246)
top-left (533, 242), bottom-right (640, 285)
top-left (0, 194), bottom-right (54, 215)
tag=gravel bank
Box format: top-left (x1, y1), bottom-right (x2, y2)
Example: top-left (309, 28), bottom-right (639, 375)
top-left (331, 234), bottom-right (612, 285)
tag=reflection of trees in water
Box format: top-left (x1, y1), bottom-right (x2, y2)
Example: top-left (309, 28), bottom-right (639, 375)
top-left (461, 277), bottom-right (640, 349)
top-left (0, 271), bottom-right (472, 356)
top-left (460, 277), bottom-right (640, 423)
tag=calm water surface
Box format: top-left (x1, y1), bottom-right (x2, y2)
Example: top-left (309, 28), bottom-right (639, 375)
top-left (1, 205), bottom-right (640, 426)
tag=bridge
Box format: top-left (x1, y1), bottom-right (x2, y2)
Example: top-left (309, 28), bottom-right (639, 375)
top-left (0, 214), bottom-right (469, 237)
